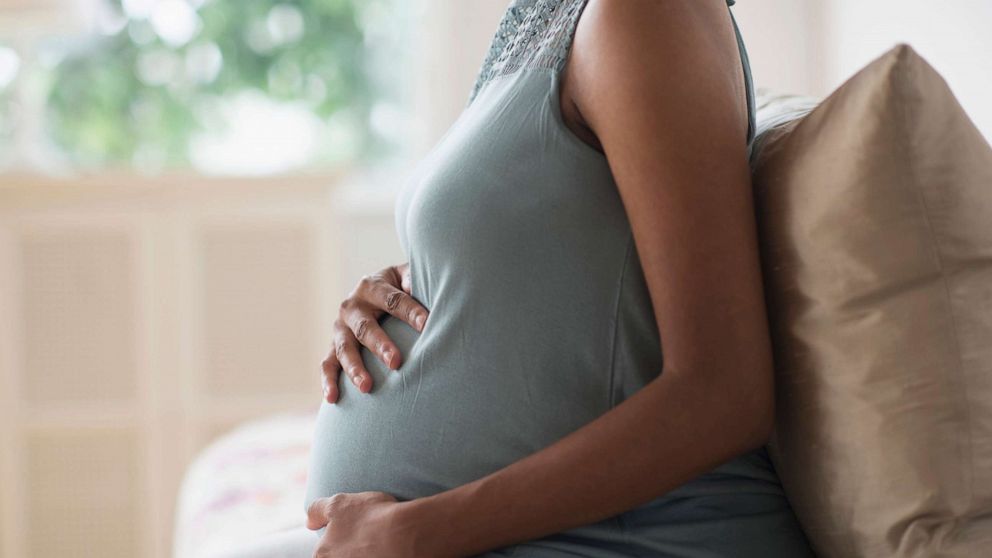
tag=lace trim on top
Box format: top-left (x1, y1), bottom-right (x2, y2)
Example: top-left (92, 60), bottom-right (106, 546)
top-left (467, 0), bottom-right (586, 106)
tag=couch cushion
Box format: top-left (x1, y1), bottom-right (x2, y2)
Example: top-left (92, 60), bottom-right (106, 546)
top-left (750, 44), bottom-right (992, 557)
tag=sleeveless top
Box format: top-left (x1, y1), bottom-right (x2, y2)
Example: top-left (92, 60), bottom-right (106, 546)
top-left (305, 2), bottom-right (814, 555)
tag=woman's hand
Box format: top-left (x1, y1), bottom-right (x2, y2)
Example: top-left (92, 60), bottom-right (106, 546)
top-left (306, 492), bottom-right (430, 558)
top-left (321, 262), bottom-right (429, 404)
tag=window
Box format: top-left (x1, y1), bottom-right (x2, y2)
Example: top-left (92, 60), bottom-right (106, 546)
top-left (16, 0), bottom-right (411, 175)
top-left (0, 43), bottom-right (18, 163)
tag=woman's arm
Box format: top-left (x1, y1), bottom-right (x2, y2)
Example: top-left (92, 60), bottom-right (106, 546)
top-left (401, 0), bottom-right (774, 555)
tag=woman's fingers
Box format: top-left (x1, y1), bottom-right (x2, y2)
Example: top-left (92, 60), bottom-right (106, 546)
top-left (319, 262), bottom-right (428, 402)
top-left (320, 351), bottom-right (340, 404)
top-left (343, 304), bottom-right (402, 370)
top-left (396, 262), bottom-right (413, 295)
top-left (355, 272), bottom-right (427, 333)
top-left (306, 497), bottom-right (332, 530)
top-left (333, 320), bottom-right (373, 393)
top-left (319, 329), bottom-right (372, 404)
top-left (383, 284), bottom-right (428, 332)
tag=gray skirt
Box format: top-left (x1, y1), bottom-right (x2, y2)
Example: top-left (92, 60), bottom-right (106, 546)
top-left (476, 446), bottom-right (816, 558)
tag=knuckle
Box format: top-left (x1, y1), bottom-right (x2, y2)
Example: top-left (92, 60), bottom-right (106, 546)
top-left (353, 317), bottom-right (370, 342)
top-left (357, 274), bottom-right (375, 290)
top-left (338, 297), bottom-right (360, 315)
top-left (312, 497), bottom-right (326, 512)
top-left (385, 289), bottom-right (404, 312)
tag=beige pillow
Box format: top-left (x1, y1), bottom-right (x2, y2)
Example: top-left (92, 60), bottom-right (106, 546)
top-left (750, 44), bottom-right (992, 557)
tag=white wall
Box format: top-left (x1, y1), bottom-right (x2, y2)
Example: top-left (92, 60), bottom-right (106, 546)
top-left (729, 0), bottom-right (829, 97)
top-left (825, 0), bottom-right (992, 142)
top-left (732, 0), bottom-right (992, 141)
top-left (0, 173), bottom-right (356, 558)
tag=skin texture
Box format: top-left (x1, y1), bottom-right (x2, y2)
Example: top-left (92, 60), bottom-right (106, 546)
top-left (307, 0), bottom-right (775, 556)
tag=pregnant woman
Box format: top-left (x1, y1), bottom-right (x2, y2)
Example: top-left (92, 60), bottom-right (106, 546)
top-left (300, 0), bottom-right (816, 556)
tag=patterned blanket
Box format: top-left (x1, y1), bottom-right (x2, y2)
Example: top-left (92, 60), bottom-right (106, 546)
top-left (172, 411), bottom-right (317, 558)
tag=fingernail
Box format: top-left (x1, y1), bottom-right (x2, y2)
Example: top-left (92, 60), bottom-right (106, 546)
top-left (416, 314), bottom-right (425, 330)
top-left (383, 350), bottom-right (394, 365)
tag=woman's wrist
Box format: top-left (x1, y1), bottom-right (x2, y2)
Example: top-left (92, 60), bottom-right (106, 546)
top-left (397, 483), bottom-right (488, 557)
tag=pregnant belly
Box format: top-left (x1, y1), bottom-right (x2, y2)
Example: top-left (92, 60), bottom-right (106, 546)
top-left (303, 312), bottom-right (609, 506)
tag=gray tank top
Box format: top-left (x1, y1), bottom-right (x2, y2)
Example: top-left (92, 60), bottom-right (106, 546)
top-left (305, 0), bottom-right (771, 510)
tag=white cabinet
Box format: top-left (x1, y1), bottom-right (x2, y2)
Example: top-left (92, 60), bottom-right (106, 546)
top-left (0, 172), bottom-right (402, 558)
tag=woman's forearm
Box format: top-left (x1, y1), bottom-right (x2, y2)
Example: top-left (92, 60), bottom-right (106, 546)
top-left (400, 368), bottom-right (773, 557)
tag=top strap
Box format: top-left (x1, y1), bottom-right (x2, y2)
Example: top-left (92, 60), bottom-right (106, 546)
top-left (467, 0), bottom-right (587, 106)
top-left (727, 6), bottom-right (757, 154)
top-left (468, 0), bottom-right (756, 155)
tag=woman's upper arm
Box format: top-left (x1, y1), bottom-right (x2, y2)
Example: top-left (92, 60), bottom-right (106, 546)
top-left (569, 0), bottom-right (773, 418)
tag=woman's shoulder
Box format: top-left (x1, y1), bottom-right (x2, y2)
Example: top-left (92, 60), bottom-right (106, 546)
top-left (564, 0), bottom-right (749, 144)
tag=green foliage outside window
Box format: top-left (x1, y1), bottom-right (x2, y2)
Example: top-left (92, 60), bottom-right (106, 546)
top-left (0, 88), bottom-right (11, 152)
top-left (45, 0), bottom-right (404, 173)
top-left (0, 44), bottom-right (16, 153)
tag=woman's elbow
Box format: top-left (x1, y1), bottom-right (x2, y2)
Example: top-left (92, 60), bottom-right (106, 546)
top-left (735, 365), bottom-right (776, 450)
top-left (679, 359), bottom-right (776, 452)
